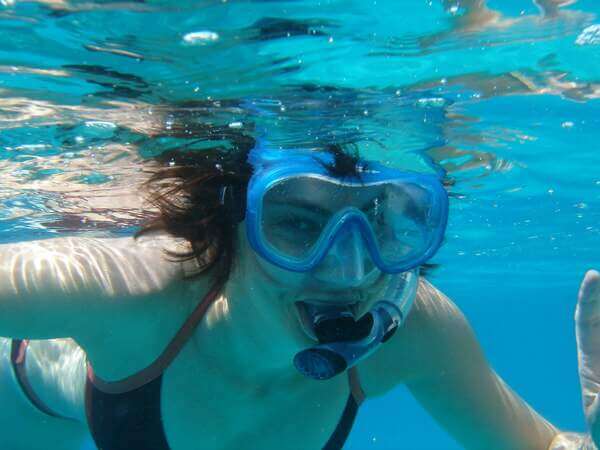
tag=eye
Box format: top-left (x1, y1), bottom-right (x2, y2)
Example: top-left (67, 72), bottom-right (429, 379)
top-left (269, 206), bottom-right (327, 237)
top-left (277, 217), bottom-right (321, 233)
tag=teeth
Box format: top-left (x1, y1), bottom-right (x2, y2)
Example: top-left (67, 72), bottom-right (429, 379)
top-left (295, 301), bottom-right (362, 342)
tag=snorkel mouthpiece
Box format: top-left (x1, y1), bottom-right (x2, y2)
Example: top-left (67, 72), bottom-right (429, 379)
top-left (293, 302), bottom-right (402, 380)
top-left (294, 272), bottom-right (417, 380)
top-left (308, 305), bottom-right (372, 343)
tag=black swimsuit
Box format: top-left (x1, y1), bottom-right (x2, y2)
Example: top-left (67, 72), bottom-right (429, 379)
top-left (84, 364), bottom-right (364, 450)
top-left (11, 282), bottom-right (366, 450)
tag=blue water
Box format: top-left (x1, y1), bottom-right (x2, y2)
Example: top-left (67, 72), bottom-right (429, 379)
top-left (1, 0), bottom-right (599, 448)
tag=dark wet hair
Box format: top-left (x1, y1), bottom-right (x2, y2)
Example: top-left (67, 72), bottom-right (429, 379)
top-left (317, 143), bottom-right (365, 181)
top-left (136, 132), bottom-right (365, 283)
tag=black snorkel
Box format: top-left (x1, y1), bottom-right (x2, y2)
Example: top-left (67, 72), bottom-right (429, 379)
top-left (294, 271), bottom-right (417, 380)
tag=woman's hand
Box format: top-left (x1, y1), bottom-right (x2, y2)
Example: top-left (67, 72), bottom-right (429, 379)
top-left (550, 271), bottom-right (600, 449)
top-left (576, 270), bottom-right (600, 447)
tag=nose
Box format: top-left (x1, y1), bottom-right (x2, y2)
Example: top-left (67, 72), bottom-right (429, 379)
top-left (311, 223), bottom-right (376, 287)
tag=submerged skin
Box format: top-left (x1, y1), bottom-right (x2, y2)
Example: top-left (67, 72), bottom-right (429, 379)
top-left (0, 232), bottom-right (594, 449)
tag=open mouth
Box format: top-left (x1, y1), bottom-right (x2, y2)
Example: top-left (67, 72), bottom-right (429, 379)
top-left (295, 301), bottom-right (361, 342)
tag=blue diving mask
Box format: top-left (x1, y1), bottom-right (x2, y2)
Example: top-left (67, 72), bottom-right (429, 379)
top-left (245, 145), bottom-right (449, 275)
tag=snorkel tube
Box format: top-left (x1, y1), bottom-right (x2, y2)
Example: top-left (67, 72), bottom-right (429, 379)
top-left (294, 270), bottom-right (418, 380)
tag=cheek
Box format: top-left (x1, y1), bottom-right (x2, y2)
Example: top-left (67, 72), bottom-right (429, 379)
top-left (236, 231), bottom-right (307, 289)
top-left (254, 255), bottom-right (308, 291)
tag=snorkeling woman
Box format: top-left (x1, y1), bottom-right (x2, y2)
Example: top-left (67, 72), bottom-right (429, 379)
top-left (0, 138), bottom-right (598, 450)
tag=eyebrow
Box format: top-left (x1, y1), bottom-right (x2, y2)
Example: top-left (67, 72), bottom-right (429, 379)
top-left (269, 198), bottom-right (332, 215)
top-left (270, 190), bottom-right (387, 213)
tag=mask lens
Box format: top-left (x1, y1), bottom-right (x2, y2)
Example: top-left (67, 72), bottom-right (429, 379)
top-left (261, 176), bottom-right (333, 260)
top-left (369, 183), bottom-right (439, 267)
top-left (259, 174), bottom-right (444, 271)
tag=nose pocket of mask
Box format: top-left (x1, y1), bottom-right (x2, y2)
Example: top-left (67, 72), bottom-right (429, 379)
top-left (318, 223), bottom-right (375, 283)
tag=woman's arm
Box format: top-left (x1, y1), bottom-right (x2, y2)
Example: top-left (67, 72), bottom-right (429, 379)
top-left (361, 278), bottom-right (558, 449)
top-left (0, 234), bottom-right (190, 342)
top-left (405, 280), bottom-right (557, 449)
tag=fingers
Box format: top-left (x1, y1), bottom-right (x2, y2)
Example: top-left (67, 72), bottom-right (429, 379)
top-left (575, 270), bottom-right (600, 419)
top-left (579, 271), bottom-right (600, 304)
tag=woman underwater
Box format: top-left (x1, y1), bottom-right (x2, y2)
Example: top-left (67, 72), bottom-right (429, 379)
top-left (0, 134), bottom-right (598, 450)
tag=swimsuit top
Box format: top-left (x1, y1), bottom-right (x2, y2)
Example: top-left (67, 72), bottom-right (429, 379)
top-left (12, 278), bottom-right (366, 450)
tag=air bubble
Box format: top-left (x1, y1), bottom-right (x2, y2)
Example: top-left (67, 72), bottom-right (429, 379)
top-left (85, 121), bottom-right (116, 129)
top-left (417, 97), bottom-right (446, 108)
top-left (183, 31), bottom-right (219, 45)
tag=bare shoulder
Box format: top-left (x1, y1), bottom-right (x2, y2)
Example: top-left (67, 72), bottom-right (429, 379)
top-left (61, 234), bottom-right (209, 377)
top-left (359, 277), bottom-right (479, 397)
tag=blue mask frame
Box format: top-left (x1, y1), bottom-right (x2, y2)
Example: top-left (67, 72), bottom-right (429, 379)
top-left (245, 145), bottom-right (449, 274)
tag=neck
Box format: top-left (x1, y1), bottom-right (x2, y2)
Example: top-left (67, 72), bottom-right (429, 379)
top-left (191, 266), bottom-right (307, 385)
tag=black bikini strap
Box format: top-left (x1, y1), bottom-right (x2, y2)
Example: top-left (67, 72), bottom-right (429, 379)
top-left (322, 368), bottom-right (366, 450)
top-left (88, 276), bottom-right (225, 394)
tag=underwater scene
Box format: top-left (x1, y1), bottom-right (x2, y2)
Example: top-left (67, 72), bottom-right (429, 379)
top-left (1, 0), bottom-right (599, 449)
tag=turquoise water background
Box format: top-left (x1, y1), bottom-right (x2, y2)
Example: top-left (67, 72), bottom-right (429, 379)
top-left (1, 0), bottom-right (600, 448)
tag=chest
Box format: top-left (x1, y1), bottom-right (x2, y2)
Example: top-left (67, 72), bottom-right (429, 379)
top-left (160, 344), bottom-right (355, 450)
